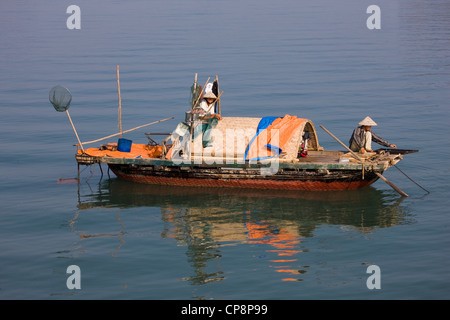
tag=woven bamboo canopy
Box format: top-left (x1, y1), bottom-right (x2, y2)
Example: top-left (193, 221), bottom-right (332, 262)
top-left (191, 116), bottom-right (320, 161)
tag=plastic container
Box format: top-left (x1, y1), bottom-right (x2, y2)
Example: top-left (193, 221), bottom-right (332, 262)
top-left (117, 138), bottom-right (132, 152)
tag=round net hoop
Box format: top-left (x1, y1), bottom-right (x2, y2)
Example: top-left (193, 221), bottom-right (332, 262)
top-left (49, 85), bottom-right (72, 112)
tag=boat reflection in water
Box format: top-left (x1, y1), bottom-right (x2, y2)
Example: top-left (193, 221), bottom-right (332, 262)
top-left (74, 178), bottom-right (410, 283)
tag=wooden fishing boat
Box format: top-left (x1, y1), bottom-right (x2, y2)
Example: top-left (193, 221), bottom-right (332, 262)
top-left (75, 116), bottom-right (416, 192)
top-left (72, 74), bottom-right (417, 194)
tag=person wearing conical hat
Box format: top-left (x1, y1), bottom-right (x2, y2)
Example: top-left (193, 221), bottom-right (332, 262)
top-left (198, 88), bottom-right (221, 148)
top-left (349, 116), bottom-right (397, 154)
top-left (199, 91), bottom-right (218, 115)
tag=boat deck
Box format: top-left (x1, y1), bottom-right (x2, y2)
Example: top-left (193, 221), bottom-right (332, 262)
top-left (76, 146), bottom-right (401, 174)
top-left (295, 150), bottom-right (345, 163)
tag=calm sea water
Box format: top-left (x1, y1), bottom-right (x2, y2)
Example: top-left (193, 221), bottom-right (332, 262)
top-left (0, 0), bottom-right (449, 300)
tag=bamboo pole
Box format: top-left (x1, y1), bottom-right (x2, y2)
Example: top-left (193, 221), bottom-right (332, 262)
top-left (66, 110), bottom-right (84, 152)
top-left (205, 90), bottom-right (224, 113)
top-left (190, 74), bottom-right (198, 155)
top-left (117, 65), bottom-right (122, 138)
top-left (320, 124), bottom-right (367, 178)
top-left (319, 125), bottom-right (362, 161)
top-left (215, 75), bottom-right (221, 115)
top-left (192, 77), bottom-right (210, 109)
top-left (192, 73), bottom-right (198, 110)
top-left (79, 117), bottom-right (174, 146)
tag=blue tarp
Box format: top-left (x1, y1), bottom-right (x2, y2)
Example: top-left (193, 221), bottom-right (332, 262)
top-left (245, 116), bottom-right (279, 161)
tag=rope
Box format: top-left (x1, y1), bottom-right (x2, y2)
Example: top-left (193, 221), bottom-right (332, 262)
top-left (394, 165), bottom-right (430, 194)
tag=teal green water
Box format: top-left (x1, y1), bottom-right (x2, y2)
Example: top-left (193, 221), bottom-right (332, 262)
top-left (0, 0), bottom-right (449, 299)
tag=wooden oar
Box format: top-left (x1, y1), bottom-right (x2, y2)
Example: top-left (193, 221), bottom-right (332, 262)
top-left (320, 125), bottom-right (408, 197)
top-left (319, 125), bottom-right (362, 161)
top-left (375, 172), bottom-right (409, 197)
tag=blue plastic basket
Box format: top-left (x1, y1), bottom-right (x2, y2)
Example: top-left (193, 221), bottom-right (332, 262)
top-left (117, 138), bottom-right (132, 152)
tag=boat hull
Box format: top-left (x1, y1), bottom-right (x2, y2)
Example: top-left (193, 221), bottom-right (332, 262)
top-left (76, 147), bottom-right (404, 192)
top-left (108, 163), bottom-right (378, 191)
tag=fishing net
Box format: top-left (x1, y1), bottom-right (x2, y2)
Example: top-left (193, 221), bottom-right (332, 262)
top-left (49, 85), bottom-right (72, 112)
top-left (190, 82), bottom-right (201, 109)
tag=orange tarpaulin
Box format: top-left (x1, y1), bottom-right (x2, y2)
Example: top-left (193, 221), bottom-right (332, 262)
top-left (245, 115), bottom-right (306, 161)
top-left (78, 143), bottom-right (162, 159)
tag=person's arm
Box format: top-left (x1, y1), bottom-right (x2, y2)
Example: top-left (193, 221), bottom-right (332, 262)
top-left (202, 103), bottom-right (221, 120)
top-left (371, 132), bottom-right (396, 148)
top-left (201, 113), bottom-right (221, 120)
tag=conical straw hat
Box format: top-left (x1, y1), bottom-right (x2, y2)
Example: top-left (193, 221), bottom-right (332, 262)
top-left (358, 116), bottom-right (377, 126)
top-left (203, 91), bottom-right (217, 99)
